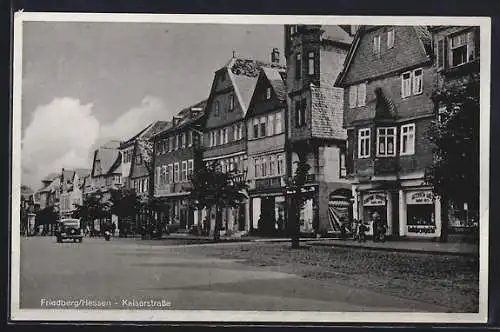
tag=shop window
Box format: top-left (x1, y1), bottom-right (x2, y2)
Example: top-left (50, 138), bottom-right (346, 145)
top-left (400, 123), bottom-right (415, 155)
top-left (358, 128), bottom-right (371, 158)
top-left (376, 127), bottom-right (396, 157)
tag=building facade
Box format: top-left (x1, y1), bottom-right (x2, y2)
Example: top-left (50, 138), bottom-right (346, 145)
top-left (430, 25), bottom-right (480, 228)
top-left (336, 25), bottom-right (442, 238)
top-left (284, 25), bottom-right (354, 234)
top-left (59, 168), bottom-right (90, 219)
top-left (202, 57), bottom-right (282, 234)
top-left (246, 60), bottom-right (288, 235)
top-left (151, 101), bottom-right (206, 230)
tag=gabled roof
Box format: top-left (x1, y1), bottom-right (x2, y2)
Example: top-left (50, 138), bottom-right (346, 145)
top-left (226, 57), bottom-right (286, 116)
top-left (261, 67), bottom-right (287, 101)
top-left (321, 26), bottom-right (354, 45)
top-left (154, 99), bottom-right (207, 138)
top-left (121, 121), bottom-right (171, 148)
top-left (42, 172), bottom-right (59, 183)
top-left (310, 84), bottom-right (347, 140)
top-left (335, 25), bottom-right (432, 87)
top-left (74, 168), bottom-right (91, 179)
top-left (92, 144), bottom-right (122, 177)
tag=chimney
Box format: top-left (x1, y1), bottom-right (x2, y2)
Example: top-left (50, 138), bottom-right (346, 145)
top-left (172, 115), bottom-right (182, 126)
top-left (190, 107), bottom-right (203, 118)
top-left (271, 48), bottom-right (280, 65)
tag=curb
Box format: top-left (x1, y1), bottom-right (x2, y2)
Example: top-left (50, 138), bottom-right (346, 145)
top-left (307, 241), bottom-right (479, 257)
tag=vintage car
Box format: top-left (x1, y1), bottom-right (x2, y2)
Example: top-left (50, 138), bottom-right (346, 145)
top-left (55, 218), bottom-right (83, 243)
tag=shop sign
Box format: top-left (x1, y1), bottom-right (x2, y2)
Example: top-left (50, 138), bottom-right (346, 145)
top-left (363, 193), bottom-right (386, 206)
top-left (407, 191), bottom-right (434, 205)
top-left (407, 225), bottom-right (436, 234)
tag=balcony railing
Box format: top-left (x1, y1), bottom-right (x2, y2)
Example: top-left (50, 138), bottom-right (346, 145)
top-left (287, 174), bottom-right (316, 184)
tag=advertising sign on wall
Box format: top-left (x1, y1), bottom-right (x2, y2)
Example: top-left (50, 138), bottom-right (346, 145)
top-left (406, 191), bottom-right (434, 205)
top-left (362, 193), bottom-right (386, 206)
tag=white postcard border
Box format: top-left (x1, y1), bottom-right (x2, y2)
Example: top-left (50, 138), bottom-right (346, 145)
top-left (10, 12), bottom-right (491, 323)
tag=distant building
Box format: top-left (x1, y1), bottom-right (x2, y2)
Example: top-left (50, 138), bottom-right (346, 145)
top-left (151, 101), bottom-right (206, 229)
top-left (87, 140), bottom-right (123, 198)
top-left (59, 168), bottom-right (91, 219)
top-left (284, 25), bottom-right (353, 235)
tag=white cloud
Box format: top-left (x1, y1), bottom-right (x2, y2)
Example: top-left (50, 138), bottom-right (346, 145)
top-left (100, 96), bottom-right (172, 142)
top-left (22, 97), bottom-right (100, 189)
top-left (21, 96), bottom-right (173, 190)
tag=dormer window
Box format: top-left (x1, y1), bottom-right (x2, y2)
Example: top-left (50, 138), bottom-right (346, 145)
top-left (266, 87), bottom-right (271, 100)
top-left (373, 35), bottom-right (381, 56)
top-left (229, 94), bottom-right (235, 111)
top-left (387, 28), bottom-right (395, 49)
top-left (214, 100), bottom-right (220, 117)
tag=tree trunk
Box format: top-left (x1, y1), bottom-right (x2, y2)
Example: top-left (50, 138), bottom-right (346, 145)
top-left (440, 195), bottom-right (449, 243)
top-left (213, 205), bottom-right (221, 242)
top-left (290, 199), bottom-right (300, 249)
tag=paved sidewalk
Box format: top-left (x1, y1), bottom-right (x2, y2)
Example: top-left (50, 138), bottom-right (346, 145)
top-left (308, 238), bottom-right (479, 256)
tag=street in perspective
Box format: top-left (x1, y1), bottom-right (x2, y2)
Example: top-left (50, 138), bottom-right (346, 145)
top-left (17, 18), bottom-right (482, 316)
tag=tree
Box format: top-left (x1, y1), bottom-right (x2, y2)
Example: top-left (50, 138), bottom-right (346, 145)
top-left (136, 139), bottom-right (156, 231)
top-left (286, 157), bottom-right (315, 249)
top-left (73, 190), bottom-right (111, 233)
top-left (426, 74), bottom-right (480, 242)
top-left (188, 160), bottom-right (248, 242)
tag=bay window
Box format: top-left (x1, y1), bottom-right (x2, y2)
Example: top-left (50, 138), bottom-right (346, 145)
top-left (188, 159), bottom-right (194, 177)
top-left (376, 127), bottom-right (396, 157)
top-left (400, 123), bottom-right (415, 155)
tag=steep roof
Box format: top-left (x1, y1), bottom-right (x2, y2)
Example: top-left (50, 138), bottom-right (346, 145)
top-left (335, 25), bottom-right (433, 87)
top-left (121, 121), bottom-right (171, 148)
top-left (310, 84), bottom-right (347, 140)
top-left (154, 99), bottom-right (208, 138)
top-left (226, 57), bottom-right (286, 115)
top-left (74, 168), bottom-right (91, 179)
top-left (261, 67), bottom-right (287, 101)
top-left (321, 25), bottom-right (354, 44)
top-left (92, 145), bottom-right (121, 177)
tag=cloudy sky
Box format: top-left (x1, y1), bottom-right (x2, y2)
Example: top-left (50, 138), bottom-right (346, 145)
top-left (20, 21), bottom-right (284, 189)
